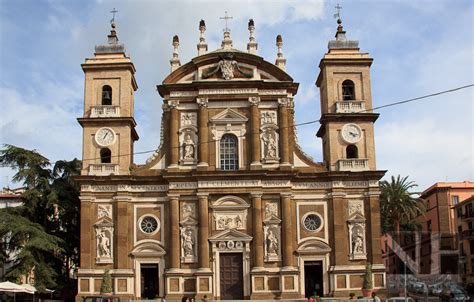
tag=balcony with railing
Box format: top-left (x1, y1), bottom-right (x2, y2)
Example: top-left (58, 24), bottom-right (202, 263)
top-left (88, 164), bottom-right (119, 176)
top-left (335, 100), bottom-right (366, 113)
top-left (337, 159), bottom-right (369, 171)
top-left (90, 105), bottom-right (120, 118)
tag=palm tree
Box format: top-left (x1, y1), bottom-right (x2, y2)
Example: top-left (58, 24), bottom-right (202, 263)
top-left (380, 175), bottom-right (425, 240)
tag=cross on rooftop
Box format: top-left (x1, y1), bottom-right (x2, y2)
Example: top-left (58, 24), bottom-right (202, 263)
top-left (334, 3), bottom-right (342, 20)
top-left (220, 11), bottom-right (233, 32)
top-left (110, 8), bottom-right (118, 24)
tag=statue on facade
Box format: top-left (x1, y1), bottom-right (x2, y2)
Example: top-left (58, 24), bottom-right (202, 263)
top-left (181, 228), bottom-right (194, 257)
top-left (263, 132), bottom-right (277, 158)
top-left (183, 134), bottom-right (195, 159)
top-left (352, 228), bottom-right (364, 253)
top-left (97, 230), bottom-right (111, 258)
top-left (266, 230), bottom-right (278, 255)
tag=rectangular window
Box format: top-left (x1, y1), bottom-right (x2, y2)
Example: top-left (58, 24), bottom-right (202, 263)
top-left (452, 195), bottom-right (459, 205)
top-left (470, 240), bottom-right (474, 254)
top-left (457, 207), bottom-right (463, 218)
top-left (427, 220), bottom-right (432, 233)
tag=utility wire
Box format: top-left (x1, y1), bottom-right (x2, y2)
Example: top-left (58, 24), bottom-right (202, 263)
top-left (0, 84), bottom-right (472, 168)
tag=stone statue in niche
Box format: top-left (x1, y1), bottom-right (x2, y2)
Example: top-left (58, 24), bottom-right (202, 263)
top-left (96, 228), bottom-right (111, 258)
top-left (266, 230), bottom-right (278, 255)
top-left (183, 134), bottom-right (195, 159)
top-left (352, 227), bottom-right (364, 253)
top-left (263, 131), bottom-right (277, 158)
top-left (181, 227), bottom-right (195, 257)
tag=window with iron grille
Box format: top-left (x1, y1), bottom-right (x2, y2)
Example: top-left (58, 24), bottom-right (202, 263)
top-left (220, 134), bottom-right (239, 170)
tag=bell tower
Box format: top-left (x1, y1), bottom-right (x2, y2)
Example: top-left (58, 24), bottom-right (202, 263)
top-left (78, 21), bottom-right (139, 176)
top-left (316, 19), bottom-right (378, 172)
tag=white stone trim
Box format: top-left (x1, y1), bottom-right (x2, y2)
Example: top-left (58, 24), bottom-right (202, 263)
top-left (296, 200), bottom-right (329, 244)
top-left (134, 258), bottom-right (164, 298)
top-left (298, 254), bottom-right (331, 296)
top-left (134, 204), bottom-right (164, 246)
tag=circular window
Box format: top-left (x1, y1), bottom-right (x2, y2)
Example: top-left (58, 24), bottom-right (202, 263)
top-left (302, 213), bottom-right (323, 232)
top-left (138, 215), bottom-right (160, 235)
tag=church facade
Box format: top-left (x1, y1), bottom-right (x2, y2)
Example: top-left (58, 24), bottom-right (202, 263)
top-left (76, 18), bottom-right (386, 300)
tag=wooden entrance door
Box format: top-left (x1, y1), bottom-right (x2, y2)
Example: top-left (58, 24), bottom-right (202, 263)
top-left (220, 253), bottom-right (244, 300)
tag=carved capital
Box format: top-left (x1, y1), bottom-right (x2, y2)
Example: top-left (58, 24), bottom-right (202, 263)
top-left (250, 192), bottom-right (263, 198)
top-left (196, 97), bottom-right (208, 108)
top-left (278, 97), bottom-right (289, 107)
top-left (248, 96), bottom-right (260, 106)
top-left (168, 99), bottom-right (179, 109)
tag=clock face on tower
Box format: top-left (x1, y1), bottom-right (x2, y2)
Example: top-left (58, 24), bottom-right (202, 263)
top-left (341, 123), bottom-right (362, 144)
top-left (95, 127), bottom-right (116, 146)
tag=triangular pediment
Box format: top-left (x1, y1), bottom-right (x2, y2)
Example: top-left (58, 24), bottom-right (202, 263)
top-left (210, 108), bottom-right (248, 124)
top-left (209, 228), bottom-right (253, 242)
top-left (94, 217), bottom-right (114, 228)
top-left (297, 239), bottom-right (332, 255)
top-left (180, 216), bottom-right (198, 226)
top-left (348, 213), bottom-right (366, 222)
top-left (263, 214), bottom-right (281, 224)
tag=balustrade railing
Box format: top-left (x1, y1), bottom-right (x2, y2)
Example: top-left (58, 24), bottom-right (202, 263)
top-left (88, 163), bottom-right (119, 176)
top-left (337, 159), bottom-right (369, 171)
top-left (335, 100), bottom-right (366, 113)
top-left (90, 105), bottom-right (120, 118)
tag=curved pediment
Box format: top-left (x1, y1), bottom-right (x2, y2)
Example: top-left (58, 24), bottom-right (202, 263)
top-left (161, 51), bottom-right (294, 86)
top-left (297, 239), bottom-right (332, 255)
top-left (131, 241), bottom-right (167, 257)
top-left (211, 195), bottom-right (250, 210)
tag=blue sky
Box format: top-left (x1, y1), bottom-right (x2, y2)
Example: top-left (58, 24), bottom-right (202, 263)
top-left (0, 0), bottom-right (472, 190)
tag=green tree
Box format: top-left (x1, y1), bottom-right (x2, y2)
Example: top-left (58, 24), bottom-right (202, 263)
top-left (380, 175), bottom-right (425, 238)
top-left (0, 144), bottom-right (80, 292)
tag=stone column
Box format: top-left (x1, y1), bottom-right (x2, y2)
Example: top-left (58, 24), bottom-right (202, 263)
top-left (114, 195), bottom-right (130, 269)
top-left (251, 193), bottom-right (264, 269)
top-left (330, 192), bottom-right (347, 266)
top-left (367, 190), bottom-right (383, 264)
top-left (169, 100), bottom-right (179, 168)
top-left (278, 98), bottom-right (290, 166)
top-left (169, 194), bottom-right (180, 271)
top-left (79, 196), bottom-right (94, 267)
top-left (249, 97), bottom-right (261, 168)
top-left (198, 193), bottom-right (210, 270)
top-left (281, 193), bottom-right (294, 268)
top-left (197, 98), bottom-right (209, 168)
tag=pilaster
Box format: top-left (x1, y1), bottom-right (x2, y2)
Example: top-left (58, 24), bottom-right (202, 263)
top-left (168, 194), bottom-right (180, 271)
top-left (114, 195), bottom-right (131, 269)
top-left (169, 100), bottom-right (179, 169)
top-left (278, 98), bottom-right (291, 168)
top-left (249, 97), bottom-right (262, 169)
top-left (251, 193), bottom-right (264, 270)
top-left (198, 193), bottom-right (210, 270)
top-left (197, 98), bottom-right (209, 169)
top-left (281, 193), bottom-right (294, 268)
